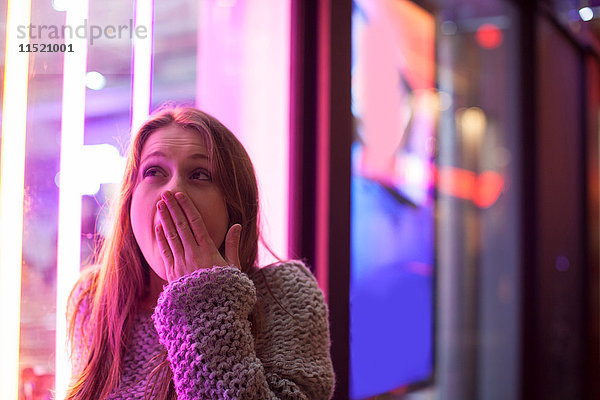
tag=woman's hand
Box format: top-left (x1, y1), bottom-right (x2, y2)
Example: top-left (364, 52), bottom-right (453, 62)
top-left (155, 190), bottom-right (242, 283)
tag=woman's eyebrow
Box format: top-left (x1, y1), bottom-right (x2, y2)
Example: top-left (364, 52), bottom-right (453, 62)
top-left (141, 150), bottom-right (209, 163)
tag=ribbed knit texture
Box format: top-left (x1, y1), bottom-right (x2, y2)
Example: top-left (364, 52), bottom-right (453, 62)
top-left (69, 260), bottom-right (335, 399)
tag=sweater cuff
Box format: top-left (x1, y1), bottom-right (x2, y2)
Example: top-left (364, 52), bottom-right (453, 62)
top-left (153, 265), bottom-right (257, 324)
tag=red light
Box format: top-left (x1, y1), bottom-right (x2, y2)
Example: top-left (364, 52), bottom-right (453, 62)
top-left (433, 166), bottom-right (504, 208)
top-left (476, 23), bottom-right (503, 49)
top-left (474, 171), bottom-right (504, 208)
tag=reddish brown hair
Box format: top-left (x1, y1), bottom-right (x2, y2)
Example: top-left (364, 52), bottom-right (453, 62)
top-left (65, 107), bottom-right (286, 399)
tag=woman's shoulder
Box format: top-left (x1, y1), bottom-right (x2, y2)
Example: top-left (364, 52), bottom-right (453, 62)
top-left (73, 264), bottom-right (100, 294)
top-left (249, 259), bottom-right (324, 301)
top-left (252, 259), bottom-right (314, 282)
top-left (67, 264), bottom-right (100, 316)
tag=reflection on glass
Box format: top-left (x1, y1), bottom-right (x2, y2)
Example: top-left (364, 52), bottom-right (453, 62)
top-left (350, 0), bottom-right (436, 398)
top-left (435, 1), bottom-right (520, 399)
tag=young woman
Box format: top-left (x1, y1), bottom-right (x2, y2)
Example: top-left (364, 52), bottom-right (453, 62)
top-left (65, 107), bottom-right (335, 399)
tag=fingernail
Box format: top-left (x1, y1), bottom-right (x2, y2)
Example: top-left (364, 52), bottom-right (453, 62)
top-left (157, 201), bottom-right (165, 210)
top-left (175, 192), bottom-right (185, 200)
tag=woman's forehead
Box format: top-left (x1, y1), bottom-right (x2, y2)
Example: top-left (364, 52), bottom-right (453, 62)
top-left (141, 126), bottom-right (210, 160)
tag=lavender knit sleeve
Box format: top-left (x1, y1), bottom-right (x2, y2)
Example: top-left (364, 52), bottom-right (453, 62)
top-left (152, 262), bottom-right (335, 399)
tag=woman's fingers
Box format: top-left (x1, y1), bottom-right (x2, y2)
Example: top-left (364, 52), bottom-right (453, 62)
top-left (155, 223), bottom-right (174, 279)
top-left (157, 199), bottom-right (183, 259)
top-left (173, 191), bottom-right (212, 248)
top-left (157, 190), bottom-right (233, 281)
top-left (224, 224), bottom-right (242, 270)
top-left (162, 191), bottom-right (199, 250)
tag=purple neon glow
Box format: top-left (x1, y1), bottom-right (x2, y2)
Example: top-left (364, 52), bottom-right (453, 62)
top-left (78, 144), bottom-right (126, 195)
top-left (131, 0), bottom-right (154, 133)
top-left (0, 0), bottom-right (32, 397)
top-left (196, 0), bottom-right (290, 265)
top-left (55, 0), bottom-right (90, 398)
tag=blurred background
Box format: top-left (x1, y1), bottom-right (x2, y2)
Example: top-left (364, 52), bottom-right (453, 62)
top-left (0, 0), bottom-right (598, 399)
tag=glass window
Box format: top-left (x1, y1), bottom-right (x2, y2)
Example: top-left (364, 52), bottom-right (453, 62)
top-left (7, 1), bottom-right (291, 398)
top-left (350, 0), bottom-right (436, 397)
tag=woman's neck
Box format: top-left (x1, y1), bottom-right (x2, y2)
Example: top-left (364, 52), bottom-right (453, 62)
top-left (141, 268), bottom-right (167, 313)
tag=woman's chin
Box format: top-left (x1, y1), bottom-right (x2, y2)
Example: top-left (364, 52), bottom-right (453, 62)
top-left (148, 259), bottom-right (167, 282)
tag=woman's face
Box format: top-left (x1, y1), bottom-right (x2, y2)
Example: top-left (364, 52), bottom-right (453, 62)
top-left (130, 125), bottom-right (229, 281)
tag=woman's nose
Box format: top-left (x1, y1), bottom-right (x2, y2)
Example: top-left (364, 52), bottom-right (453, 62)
top-left (162, 175), bottom-right (187, 198)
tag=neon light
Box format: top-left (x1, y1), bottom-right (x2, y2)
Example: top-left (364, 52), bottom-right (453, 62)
top-left (195, 0), bottom-right (290, 268)
top-left (316, 0), bottom-right (331, 299)
top-left (55, 0), bottom-right (89, 398)
top-left (79, 144), bottom-right (126, 195)
top-left (240, 0), bottom-right (290, 267)
top-left (131, 0), bottom-right (154, 133)
top-left (0, 0), bottom-right (32, 397)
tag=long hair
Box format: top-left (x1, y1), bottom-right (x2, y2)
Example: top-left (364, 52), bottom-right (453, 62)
top-left (65, 107), bottom-right (286, 400)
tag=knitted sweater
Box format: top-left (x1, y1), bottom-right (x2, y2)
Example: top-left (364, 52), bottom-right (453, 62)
top-left (68, 260), bottom-right (335, 399)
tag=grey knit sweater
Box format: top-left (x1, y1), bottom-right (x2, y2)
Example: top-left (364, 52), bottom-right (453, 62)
top-left (69, 260), bottom-right (335, 399)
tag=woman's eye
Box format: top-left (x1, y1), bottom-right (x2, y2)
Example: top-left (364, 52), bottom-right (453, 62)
top-left (142, 167), bottom-right (210, 181)
top-left (143, 167), bottom-right (160, 178)
top-left (191, 169), bottom-right (211, 180)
